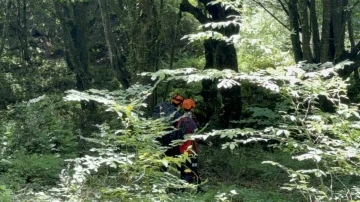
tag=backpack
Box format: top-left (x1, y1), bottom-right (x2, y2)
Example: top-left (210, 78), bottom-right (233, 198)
top-left (177, 117), bottom-right (199, 154)
top-left (152, 102), bottom-right (181, 121)
top-left (153, 102), bottom-right (182, 146)
top-left (177, 116), bottom-right (198, 135)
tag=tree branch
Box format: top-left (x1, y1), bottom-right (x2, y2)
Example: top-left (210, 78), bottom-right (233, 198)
top-left (350, 41), bottom-right (360, 57)
top-left (198, 0), bottom-right (213, 5)
top-left (180, 0), bottom-right (209, 24)
top-left (350, 0), bottom-right (360, 10)
top-left (277, 0), bottom-right (289, 16)
top-left (253, 0), bottom-right (290, 31)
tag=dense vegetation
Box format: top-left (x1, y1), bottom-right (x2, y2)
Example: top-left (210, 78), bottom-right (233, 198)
top-left (1, 0), bottom-right (360, 201)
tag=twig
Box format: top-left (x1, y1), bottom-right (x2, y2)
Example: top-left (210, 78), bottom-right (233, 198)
top-left (350, 0), bottom-right (360, 10)
top-left (253, 0), bottom-right (291, 31)
top-left (276, 0), bottom-right (289, 16)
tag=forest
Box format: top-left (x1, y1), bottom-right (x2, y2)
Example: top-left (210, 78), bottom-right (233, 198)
top-left (1, 0), bottom-right (360, 201)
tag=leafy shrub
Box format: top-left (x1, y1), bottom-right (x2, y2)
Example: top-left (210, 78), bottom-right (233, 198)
top-left (182, 62), bottom-right (360, 201)
top-left (0, 185), bottom-right (13, 202)
top-left (0, 153), bottom-right (63, 191)
top-left (0, 95), bottom-right (77, 192)
top-left (25, 86), bottom-right (196, 201)
top-left (142, 62), bottom-right (360, 201)
top-left (2, 94), bottom-right (78, 156)
top-left (15, 60), bottom-right (360, 201)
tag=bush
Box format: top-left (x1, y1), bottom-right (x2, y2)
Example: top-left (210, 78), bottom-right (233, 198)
top-left (0, 153), bottom-right (63, 191)
top-left (0, 185), bottom-right (13, 202)
top-left (1, 94), bottom-right (78, 157)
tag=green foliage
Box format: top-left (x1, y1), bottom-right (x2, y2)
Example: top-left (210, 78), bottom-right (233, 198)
top-left (173, 56), bottom-right (205, 70)
top-left (200, 185), bottom-right (294, 202)
top-left (0, 94), bottom-right (78, 192)
top-left (0, 185), bottom-right (13, 202)
top-left (1, 94), bottom-right (78, 156)
top-left (11, 59), bottom-right (356, 201)
top-left (2, 0), bottom-right (360, 201)
top-left (0, 56), bottom-right (75, 107)
top-left (27, 85), bottom-right (196, 201)
top-left (239, 107), bottom-right (282, 128)
top-left (200, 61), bottom-right (360, 201)
top-left (142, 59), bottom-right (360, 201)
top-left (237, 4), bottom-right (293, 71)
top-left (0, 153), bottom-right (63, 191)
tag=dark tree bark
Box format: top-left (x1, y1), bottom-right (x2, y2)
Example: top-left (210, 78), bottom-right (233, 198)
top-left (348, 12), bottom-right (355, 50)
top-left (0, 0), bottom-right (10, 57)
top-left (98, 0), bottom-right (130, 89)
top-left (180, 0), bottom-right (242, 128)
top-left (309, 0), bottom-right (320, 63)
top-left (258, 0), bottom-right (360, 84)
top-left (299, 0), bottom-right (312, 62)
top-left (163, 11), bottom-right (182, 98)
top-left (145, 0), bottom-right (161, 114)
top-left (54, 1), bottom-right (92, 92)
top-left (54, 1), bottom-right (100, 155)
top-left (15, 0), bottom-right (30, 63)
top-left (319, 0), bottom-right (331, 63)
top-left (126, 0), bottom-right (163, 114)
top-left (288, 0), bottom-right (303, 62)
top-left (276, 0), bottom-right (350, 64)
top-left (330, 0), bottom-right (347, 62)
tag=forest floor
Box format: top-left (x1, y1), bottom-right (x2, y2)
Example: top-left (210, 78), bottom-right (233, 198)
top-left (189, 145), bottom-right (306, 202)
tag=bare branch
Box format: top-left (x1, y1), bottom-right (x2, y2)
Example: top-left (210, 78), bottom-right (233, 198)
top-left (253, 0), bottom-right (291, 31)
top-left (350, 0), bottom-right (360, 10)
top-left (180, 0), bottom-right (209, 24)
top-left (276, 0), bottom-right (289, 16)
top-left (350, 41), bottom-right (360, 57)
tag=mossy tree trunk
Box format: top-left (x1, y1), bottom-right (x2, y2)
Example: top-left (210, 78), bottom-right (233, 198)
top-left (98, 0), bottom-right (130, 89)
top-left (54, 1), bottom-right (97, 154)
top-left (54, 1), bottom-right (92, 92)
top-left (180, 0), bottom-right (242, 129)
top-left (15, 0), bottom-right (30, 63)
top-left (0, 0), bottom-right (10, 57)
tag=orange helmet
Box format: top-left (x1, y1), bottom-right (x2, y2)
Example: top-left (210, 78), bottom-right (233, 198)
top-left (171, 95), bottom-right (184, 105)
top-left (181, 99), bottom-right (195, 110)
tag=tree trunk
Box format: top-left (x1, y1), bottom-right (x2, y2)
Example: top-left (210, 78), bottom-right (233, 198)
top-left (288, 0), bottom-right (303, 62)
top-left (309, 0), bottom-right (320, 63)
top-left (0, 0), bottom-right (10, 57)
top-left (299, 0), bottom-right (312, 62)
top-left (129, 0), bottom-right (162, 114)
top-left (180, 0), bottom-right (242, 128)
top-left (163, 11), bottom-right (181, 99)
top-left (202, 40), bottom-right (241, 128)
top-left (348, 11), bottom-right (355, 50)
top-left (320, 0), bottom-right (331, 63)
top-left (330, 0), bottom-right (347, 62)
top-left (15, 0), bottom-right (30, 63)
top-left (267, 0), bottom-right (360, 79)
top-left (54, 1), bottom-right (92, 91)
top-left (98, 0), bottom-right (130, 89)
top-left (54, 1), bottom-right (98, 155)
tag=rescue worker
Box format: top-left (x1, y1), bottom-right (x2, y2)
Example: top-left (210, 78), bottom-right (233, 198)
top-left (177, 99), bottom-right (212, 187)
top-left (152, 95), bottom-right (184, 157)
top-left (152, 95), bottom-right (184, 121)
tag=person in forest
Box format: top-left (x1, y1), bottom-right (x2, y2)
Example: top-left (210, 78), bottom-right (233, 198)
top-left (152, 95), bottom-right (184, 120)
top-left (177, 99), bottom-right (212, 187)
top-left (152, 94), bottom-right (184, 157)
